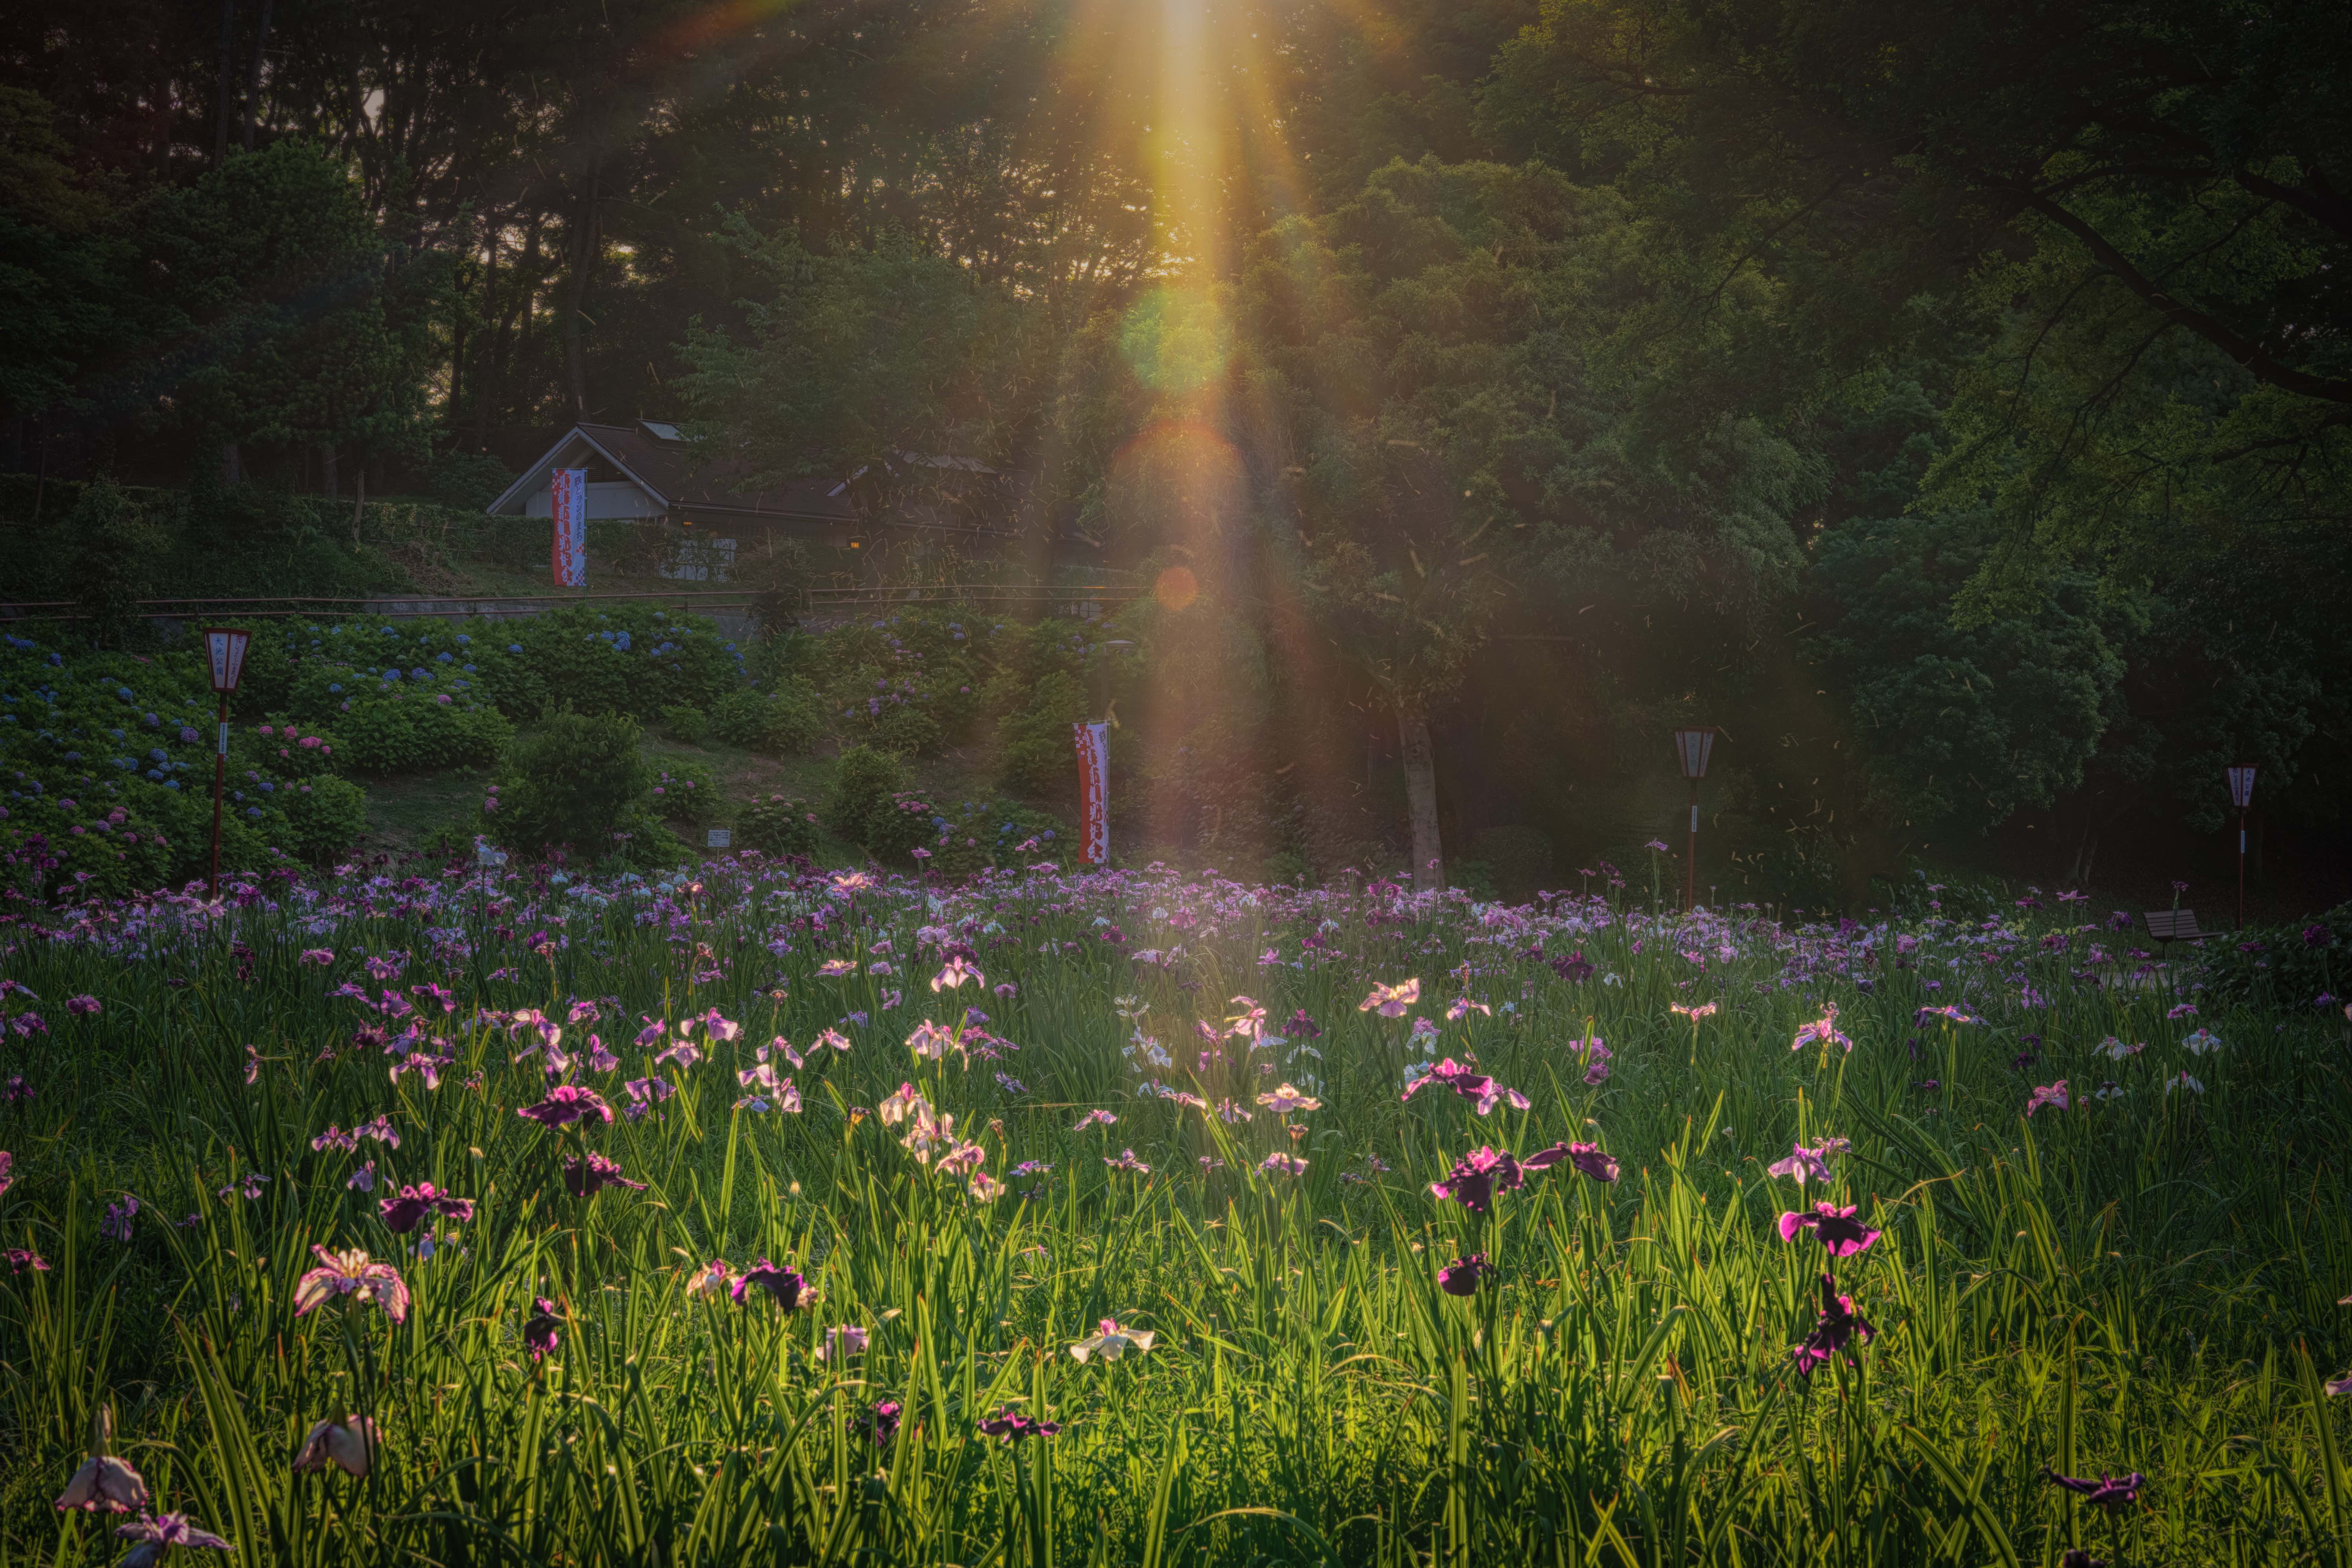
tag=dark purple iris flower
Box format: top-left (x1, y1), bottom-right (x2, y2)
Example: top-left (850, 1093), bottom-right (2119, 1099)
top-left (1791, 1273), bottom-right (1875, 1378)
top-left (1438, 1253), bottom-right (1492, 1296)
top-left (864, 1399), bottom-right (903, 1446)
top-left (1562, 1141), bottom-right (1619, 1184)
top-left (378, 1183), bottom-right (475, 1234)
top-left (977, 1409), bottom-right (1061, 1444)
top-left (1552, 949), bottom-right (1595, 983)
top-left (563, 1152), bottom-right (648, 1199)
top-left (1777, 1202), bottom-right (1880, 1257)
top-left (1428, 1143), bottom-right (1577, 1215)
top-left (522, 1296), bottom-right (561, 1361)
top-left (2043, 1469), bottom-right (2146, 1514)
top-left (516, 1085), bottom-right (612, 1127)
top-left (731, 1258), bottom-right (813, 1309)
top-left (1286, 1008), bottom-right (1322, 1040)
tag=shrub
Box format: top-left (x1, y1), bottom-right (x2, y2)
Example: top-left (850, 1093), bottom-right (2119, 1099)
top-left (739, 793), bottom-right (821, 858)
top-left (651, 757), bottom-right (720, 825)
top-left (1469, 825), bottom-right (1554, 902)
top-left (709, 690), bottom-right (769, 746)
top-left (279, 775), bottom-right (370, 860)
top-left (995, 670), bottom-right (1087, 796)
top-left (762, 682), bottom-right (828, 755)
top-left (488, 711), bottom-right (655, 860)
top-left (823, 744), bottom-right (907, 850)
top-left (423, 450), bottom-right (516, 510)
top-left (922, 796), bottom-right (1070, 878)
top-left (870, 701), bottom-right (942, 756)
top-left (661, 704), bottom-right (709, 744)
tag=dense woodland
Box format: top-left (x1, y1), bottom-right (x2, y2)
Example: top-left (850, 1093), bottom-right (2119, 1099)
top-left (3, 0), bottom-right (2348, 911)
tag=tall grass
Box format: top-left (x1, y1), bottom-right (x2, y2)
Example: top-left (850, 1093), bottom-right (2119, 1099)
top-left (0, 861), bottom-right (2345, 1564)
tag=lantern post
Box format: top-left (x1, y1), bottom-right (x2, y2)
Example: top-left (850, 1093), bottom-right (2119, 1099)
top-left (2227, 763), bottom-right (2257, 929)
top-left (200, 627), bottom-right (252, 898)
top-left (1671, 727), bottom-right (1718, 912)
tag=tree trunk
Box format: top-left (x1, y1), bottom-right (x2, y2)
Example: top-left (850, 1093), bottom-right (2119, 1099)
top-left (563, 162), bottom-right (602, 422)
top-left (220, 443), bottom-right (244, 486)
top-left (214, 0), bottom-right (239, 165)
top-left (241, 0), bottom-right (272, 151)
top-left (352, 466), bottom-right (365, 545)
top-left (319, 442), bottom-right (338, 499)
top-left (1397, 698), bottom-right (1443, 892)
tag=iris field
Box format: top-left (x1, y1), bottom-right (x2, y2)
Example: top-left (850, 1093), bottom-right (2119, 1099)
top-left (3, 857), bottom-right (2348, 1565)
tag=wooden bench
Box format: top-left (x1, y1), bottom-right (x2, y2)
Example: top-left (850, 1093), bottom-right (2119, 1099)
top-left (2143, 908), bottom-right (2205, 945)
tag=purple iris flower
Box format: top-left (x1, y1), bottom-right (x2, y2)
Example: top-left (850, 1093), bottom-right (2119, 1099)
top-left (1561, 1142), bottom-right (1619, 1184)
top-left (865, 1399), bottom-right (903, 1446)
top-left (112, 1511), bottom-right (233, 1562)
top-left (731, 1258), bottom-right (813, 1309)
top-left (1791, 1273), bottom-right (1875, 1379)
top-left (977, 1409), bottom-right (1061, 1444)
top-left (522, 1296), bottom-right (561, 1361)
top-left (516, 1085), bottom-right (611, 1127)
top-left (378, 1183), bottom-right (474, 1234)
top-left (1428, 1143), bottom-right (1577, 1215)
top-left (1438, 1253), bottom-right (1492, 1295)
top-left (1552, 949), bottom-right (1595, 983)
top-left (2042, 1469), bottom-right (2146, 1514)
top-left (1777, 1202), bottom-right (1880, 1257)
top-left (564, 1153), bottom-right (648, 1199)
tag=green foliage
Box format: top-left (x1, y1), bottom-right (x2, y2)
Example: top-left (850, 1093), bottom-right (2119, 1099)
top-left (421, 450), bottom-right (515, 510)
top-left (1812, 512), bottom-right (2124, 835)
top-left (650, 757), bottom-right (720, 827)
top-left (487, 711), bottom-right (659, 863)
top-left (678, 226), bottom-right (1039, 488)
top-left (736, 793), bottom-right (821, 859)
top-left (921, 795), bottom-right (1070, 877)
top-left (821, 744), bottom-right (909, 855)
top-left (994, 670), bottom-right (1085, 797)
top-left (660, 704), bottom-right (709, 745)
top-left (62, 480), bottom-right (164, 648)
top-left (0, 633), bottom-right (367, 894)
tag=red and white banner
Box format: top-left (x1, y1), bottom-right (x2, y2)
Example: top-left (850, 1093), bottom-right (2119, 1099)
top-left (1073, 721), bottom-right (1109, 866)
top-left (550, 467), bottom-right (588, 587)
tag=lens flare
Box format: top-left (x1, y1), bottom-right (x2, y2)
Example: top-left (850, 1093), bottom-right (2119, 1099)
top-left (1119, 287), bottom-right (1231, 396)
top-left (1154, 566), bottom-right (1200, 610)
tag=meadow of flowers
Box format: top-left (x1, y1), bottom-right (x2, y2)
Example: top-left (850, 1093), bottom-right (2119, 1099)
top-left (2, 857), bottom-right (2347, 1565)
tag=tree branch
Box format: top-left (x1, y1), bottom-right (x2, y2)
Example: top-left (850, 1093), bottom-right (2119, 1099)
top-left (2012, 189), bottom-right (2352, 405)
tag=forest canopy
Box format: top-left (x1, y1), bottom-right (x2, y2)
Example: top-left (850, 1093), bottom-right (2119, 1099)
top-left (3, 0), bottom-right (2345, 900)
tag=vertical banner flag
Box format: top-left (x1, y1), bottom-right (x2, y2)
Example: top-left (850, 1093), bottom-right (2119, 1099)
top-left (1073, 721), bottom-right (1110, 866)
top-left (550, 468), bottom-right (588, 587)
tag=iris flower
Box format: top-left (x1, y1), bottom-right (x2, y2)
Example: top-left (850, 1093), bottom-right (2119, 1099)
top-left (112, 1512), bottom-right (233, 1565)
top-left (1256, 1083), bottom-right (1321, 1114)
top-left (819, 1324), bottom-right (869, 1361)
top-left (732, 1259), bottom-right (814, 1309)
top-left (2042, 1469), bottom-right (2146, 1514)
top-left (1438, 1253), bottom-right (1492, 1296)
top-left (1562, 1142), bottom-right (1620, 1184)
top-left (978, 1410), bottom-right (1061, 1443)
top-left (1071, 1109), bottom-right (1118, 1131)
top-left (1258, 1152), bottom-right (1308, 1176)
top-left (1777, 1202), bottom-right (1880, 1256)
top-left (1359, 979), bottom-right (1421, 1017)
top-left (1791, 1003), bottom-right (1853, 1053)
top-left (1400, 1058), bottom-right (1523, 1116)
top-left (292, 1416), bottom-right (378, 1477)
top-left (931, 956), bottom-right (984, 991)
top-left (1791, 1273), bottom-right (1875, 1379)
top-left (1764, 1138), bottom-right (1850, 1186)
top-left (55, 1411), bottom-right (147, 1513)
top-left (516, 1085), bottom-right (611, 1127)
top-left (378, 1183), bottom-right (474, 1234)
top-left (1428, 1143), bottom-right (1581, 1214)
top-left (563, 1153), bottom-right (646, 1199)
top-left (2025, 1080), bottom-right (2069, 1116)
top-left (1070, 1318), bottom-right (1155, 1362)
top-left (522, 1297), bottom-right (561, 1361)
top-left (293, 1246), bottom-right (410, 1323)
top-left (864, 1400), bottom-right (903, 1446)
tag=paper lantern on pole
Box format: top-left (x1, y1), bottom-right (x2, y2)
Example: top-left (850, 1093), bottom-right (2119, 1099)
top-left (199, 627), bottom-right (252, 898)
top-left (2228, 763), bottom-right (2257, 928)
top-left (1670, 726), bottom-right (1718, 912)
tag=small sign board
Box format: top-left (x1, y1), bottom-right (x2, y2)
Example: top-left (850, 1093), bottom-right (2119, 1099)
top-left (706, 827), bottom-right (733, 849)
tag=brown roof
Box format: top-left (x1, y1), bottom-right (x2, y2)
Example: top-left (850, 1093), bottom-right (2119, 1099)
top-left (572, 423), bottom-right (857, 522)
